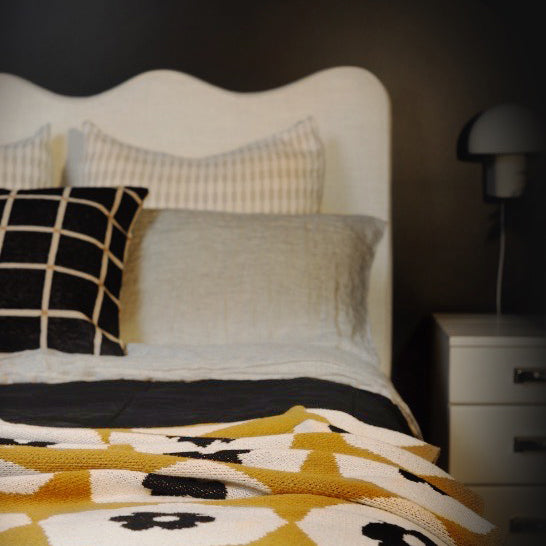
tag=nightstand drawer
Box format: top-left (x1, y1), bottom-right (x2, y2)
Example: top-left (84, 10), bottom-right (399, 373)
top-left (450, 346), bottom-right (546, 404)
top-left (472, 486), bottom-right (546, 546)
top-left (450, 405), bottom-right (546, 484)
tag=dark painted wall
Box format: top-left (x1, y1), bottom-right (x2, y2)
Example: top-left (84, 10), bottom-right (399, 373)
top-left (1, 0), bottom-right (544, 433)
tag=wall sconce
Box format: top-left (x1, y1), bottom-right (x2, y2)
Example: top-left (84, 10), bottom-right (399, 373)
top-left (464, 103), bottom-right (544, 314)
top-left (467, 103), bottom-right (544, 198)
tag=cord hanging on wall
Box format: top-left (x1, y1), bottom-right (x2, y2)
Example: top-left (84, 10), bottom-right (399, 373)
top-left (463, 103), bottom-right (544, 315)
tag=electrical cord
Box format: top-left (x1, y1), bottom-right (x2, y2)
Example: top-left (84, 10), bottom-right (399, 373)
top-left (496, 202), bottom-right (506, 316)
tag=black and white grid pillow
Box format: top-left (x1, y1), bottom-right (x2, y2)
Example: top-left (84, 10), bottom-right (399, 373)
top-left (0, 186), bottom-right (148, 355)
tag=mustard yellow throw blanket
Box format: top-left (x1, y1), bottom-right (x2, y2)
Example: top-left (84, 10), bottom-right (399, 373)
top-left (0, 406), bottom-right (498, 545)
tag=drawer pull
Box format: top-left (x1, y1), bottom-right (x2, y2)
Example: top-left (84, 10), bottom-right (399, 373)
top-left (514, 368), bottom-right (546, 384)
top-left (514, 436), bottom-right (546, 452)
top-left (510, 516), bottom-right (546, 534)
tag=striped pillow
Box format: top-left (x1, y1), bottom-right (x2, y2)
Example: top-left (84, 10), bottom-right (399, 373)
top-left (80, 119), bottom-right (324, 212)
top-left (0, 125), bottom-right (53, 189)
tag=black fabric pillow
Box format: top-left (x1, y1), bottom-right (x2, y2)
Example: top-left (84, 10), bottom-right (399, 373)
top-left (0, 186), bottom-right (148, 355)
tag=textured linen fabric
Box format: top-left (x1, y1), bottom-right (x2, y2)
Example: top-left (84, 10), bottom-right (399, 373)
top-left (0, 406), bottom-right (499, 545)
top-left (120, 210), bottom-right (385, 361)
top-left (0, 378), bottom-right (414, 435)
top-left (0, 186), bottom-right (147, 355)
top-left (80, 118), bottom-right (325, 212)
top-left (0, 343), bottom-right (420, 437)
top-left (0, 125), bottom-right (53, 189)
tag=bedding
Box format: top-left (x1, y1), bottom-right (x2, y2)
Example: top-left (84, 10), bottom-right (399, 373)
top-left (0, 406), bottom-right (499, 545)
top-left (0, 186), bottom-right (148, 356)
top-left (80, 118), bottom-right (325, 212)
top-left (0, 67), bottom-right (491, 544)
top-left (0, 66), bottom-right (394, 377)
top-left (0, 125), bottom-right (53, 189)
top-left (0, 378), bottom-right (412, 433)
top-left (121, 209), bottom-right (385, 362)
top-left (0, 342), bottom-right (418, 434)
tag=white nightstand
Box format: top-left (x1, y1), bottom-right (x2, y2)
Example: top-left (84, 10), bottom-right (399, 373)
top-left (432, 314), bottom-right (546, 545)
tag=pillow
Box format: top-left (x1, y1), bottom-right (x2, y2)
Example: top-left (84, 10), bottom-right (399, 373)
top-left (121, 210), bottom-right (385, 360)
top-left (0, 125), bottom-right (53, 189)
top-left (0, 186), bottom-right (148, 355)
top-left (80, 118), bottom-right (324, 213)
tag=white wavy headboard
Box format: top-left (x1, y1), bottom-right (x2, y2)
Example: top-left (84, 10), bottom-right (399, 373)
top-left (0, 66), bottom-right (392, 374)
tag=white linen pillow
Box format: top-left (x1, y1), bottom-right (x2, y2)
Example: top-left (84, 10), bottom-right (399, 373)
top-left (80, 118), bottom-right (325, 212)
top-left (0, 125), bottom-right (53, 189)
top-left (120, 210), bottom-right (385, 362)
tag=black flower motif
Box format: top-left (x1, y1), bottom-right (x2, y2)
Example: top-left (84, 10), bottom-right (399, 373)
top-left (110, 511), bottom-right (214, 531)
top-left (142, 473), bottom-right (227, 499)
top-left (362, 522), bottom-right (438, 545)
top-left (328, 424), bottom-right (348, 433)
top-left (166, 449), bottom-right (251, 463)
top-left (398, 468), bottom-right (447, 495)
top-left (0, 437), bottom-right (54, 447)
top-left (165, 436), bottom-right (234, 447)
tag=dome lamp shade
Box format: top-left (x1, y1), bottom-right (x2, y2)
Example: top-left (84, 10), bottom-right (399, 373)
top-left (467, 103), bottom-right (544, 198)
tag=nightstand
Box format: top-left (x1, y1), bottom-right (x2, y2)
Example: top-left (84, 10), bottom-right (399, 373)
top-left (432, 314), bottom-right (546, 545)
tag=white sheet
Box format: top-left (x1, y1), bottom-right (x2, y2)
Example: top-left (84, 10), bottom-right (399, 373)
top-left (0, 343), bottom-right (420, 436)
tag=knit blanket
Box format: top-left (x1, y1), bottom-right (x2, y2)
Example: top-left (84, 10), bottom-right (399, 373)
top-left (0, 406), bottom-right (498, 545)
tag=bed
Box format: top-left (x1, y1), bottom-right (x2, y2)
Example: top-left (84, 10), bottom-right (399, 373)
top-left (0, 67), bottom-right (498, 545)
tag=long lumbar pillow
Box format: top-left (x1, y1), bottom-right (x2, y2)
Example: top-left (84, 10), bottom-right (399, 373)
top-left (79, 118), bottom-right (325, 213)
top-left (121, 209), bottom-right (385, 363)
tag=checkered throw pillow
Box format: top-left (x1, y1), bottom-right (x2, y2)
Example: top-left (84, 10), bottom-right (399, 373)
top-left (0, 186), bottom-right (148, 355)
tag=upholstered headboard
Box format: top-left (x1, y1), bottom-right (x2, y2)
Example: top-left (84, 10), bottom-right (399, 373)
top-left (0, 66), bottom-right (392, 374)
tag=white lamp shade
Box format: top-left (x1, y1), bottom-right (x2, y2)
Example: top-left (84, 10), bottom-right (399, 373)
top-left (468, 103), bottom-right (545, 155)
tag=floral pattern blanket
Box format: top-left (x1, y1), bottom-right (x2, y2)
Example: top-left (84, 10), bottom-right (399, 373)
top-left (0, 406), bottom-right (498, 545)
